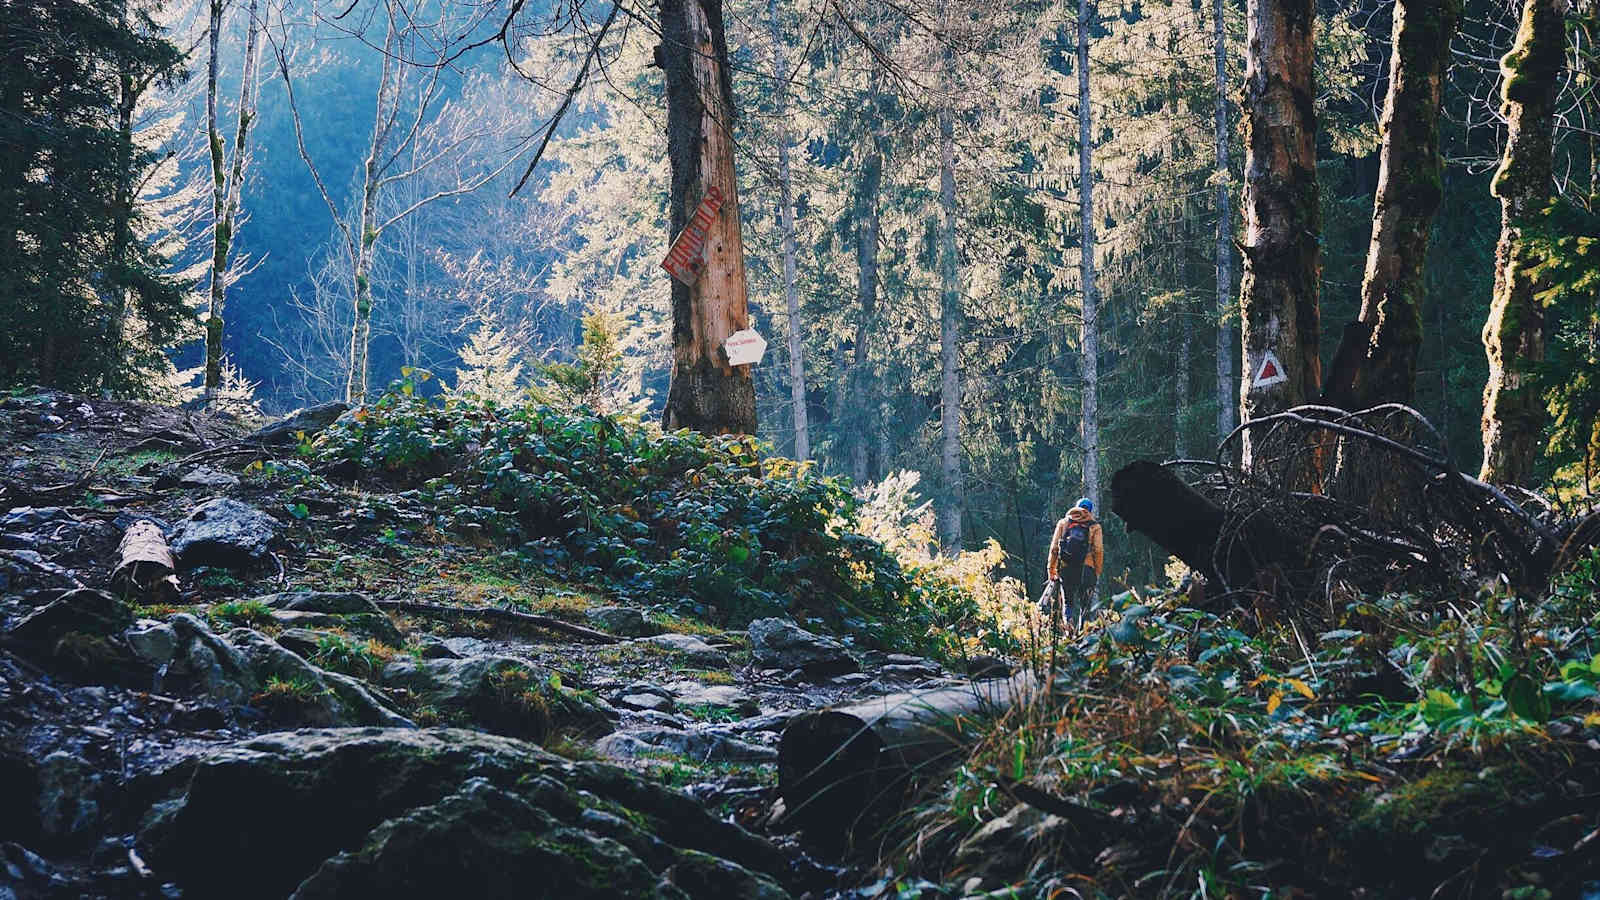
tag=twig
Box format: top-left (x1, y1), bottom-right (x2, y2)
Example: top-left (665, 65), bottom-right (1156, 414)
top-left (373, 599), bottom-right (621, 644)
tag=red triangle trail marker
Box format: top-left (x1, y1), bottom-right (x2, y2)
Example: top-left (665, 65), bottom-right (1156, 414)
top-left (1253, 350), bottom-right (1288, 389)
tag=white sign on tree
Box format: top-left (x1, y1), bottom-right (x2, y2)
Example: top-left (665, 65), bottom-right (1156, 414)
top-left (723, 329), bottom-right (767, 367)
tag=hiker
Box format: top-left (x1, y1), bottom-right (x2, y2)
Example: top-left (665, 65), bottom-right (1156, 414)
top-left (1043, 498), bottom-right (1104, 629)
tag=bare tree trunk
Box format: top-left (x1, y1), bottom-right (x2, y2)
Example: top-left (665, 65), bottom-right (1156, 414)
top-left (1078, 0), bottom-right (1100, 505)
top-left (937, 46), bottom-right (964, 550)
top-left (345, 25), bottom-right (398, 405)
top-left (1323, 0), bottom-right (1460, 411)
top-left (768, 0), bottom-right (809, 459)
top-left (1481, 0), bottom-right (1567, 484)
top-left (1213, 0), bottom-right (1236, 441)
top-left (661, 0), bottom-right (757, 436)
top-left (850, 150), bottom-right (882, 484)
top-left (1238, 0), bottom-right (1321, 465)
top-left (205, 0), bottom-right (263, 396)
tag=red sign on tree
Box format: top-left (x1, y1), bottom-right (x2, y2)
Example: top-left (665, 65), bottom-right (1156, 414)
top-left (661, 185), bottom-right (725, 285)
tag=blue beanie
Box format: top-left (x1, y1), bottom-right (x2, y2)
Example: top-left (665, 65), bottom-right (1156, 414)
top-left (1076, 497), bottom-right (1094, 512)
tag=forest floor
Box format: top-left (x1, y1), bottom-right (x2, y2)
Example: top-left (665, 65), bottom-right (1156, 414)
top-left (0, 387), bottom-right (998, 898)
top-left (3, 386), bottom-right (1599, 899)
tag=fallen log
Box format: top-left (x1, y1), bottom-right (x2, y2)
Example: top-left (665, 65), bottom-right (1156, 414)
top-left (372, 599), bottom-right (621, 644)
top-left (776, 673), bottom-right (1035, 838)
top-left (1110, 460), bottom-right (1305, 591)
top-left (112, 520), bottom-right (180, 602)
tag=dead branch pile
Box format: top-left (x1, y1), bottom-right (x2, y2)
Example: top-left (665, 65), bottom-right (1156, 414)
top-left (1114, 404), bottom-right (1598, 612)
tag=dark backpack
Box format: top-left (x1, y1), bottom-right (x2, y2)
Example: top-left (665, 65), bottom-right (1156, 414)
top-left (1056, 520), bottom-right (1091, 573)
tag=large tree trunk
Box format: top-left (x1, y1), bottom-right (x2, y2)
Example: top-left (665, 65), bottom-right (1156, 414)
top-left (1481, 0), bottom-right (1567, 485)
top-left (204, 0), bottom-right (263, 396)
top-left (768, 0), bottom-right (809, 459)
top-left (1323, 0), bottom-right (1460, 411)
top-left (1078, 0), bottom-right (1100, 504)
top-left (1213, 0), bottom-right (1236, 443)
top-left (1238, 0), bottom-right (1321, 465)
top-left (849, 150), bottom-right (882, 484)
top-left (661, 0), bottom-right (757, 436)
top-left (777, 674), bottom-right (1035, 838)
top-left (937, 45), bottom-right (965, 549)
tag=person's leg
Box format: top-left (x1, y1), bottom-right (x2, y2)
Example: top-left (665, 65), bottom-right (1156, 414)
top-left (1076, 566), bottom-right (1098, 629)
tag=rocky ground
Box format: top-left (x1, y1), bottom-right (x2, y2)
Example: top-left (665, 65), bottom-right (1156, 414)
top-left (0, 389), bottom-right (994, 899)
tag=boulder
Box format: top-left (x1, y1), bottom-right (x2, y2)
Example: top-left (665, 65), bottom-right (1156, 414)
top-left (36, 751), bottom-right (99, 846)
top-left (179, 466), bottom-right (240, 488)
top-left (382, 655), bottom-right (613, 741)
top-left (747, 619), bottom-right (856, 678)
top-left (5, 589), bottom-right (133, 644)
top-left (225, 628), bottom-right (412, 728)
top-left (123, 620), bottom-right (179, 667)
top-left (638, 634), bottom-right (729, 669)
top-left (586, 606), bottom-right (664, 638)
top-left (166, 613), bottom-right (258, 703)
top-left (665, 681), bottom-right (754, 713)
top-left (242, 401), bottom-right (348, 446)
top-left (595, 729), bottom-right (778, 764)
top-left (255, 592), bottom-right (404, 644)
top-left (169, 499), bottom-right (279, 570)
top-left (0, 507), bottom-right (76, 531)
top-left (616, 692), bottom-right (676, 714)
top-left (136, 728), bottom-right (789, 900)
top-left (415, 636), bottom-right (461, 660)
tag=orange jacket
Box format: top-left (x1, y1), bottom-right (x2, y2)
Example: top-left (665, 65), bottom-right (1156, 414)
top-left (1048, 507), bottom-right (1103, 578)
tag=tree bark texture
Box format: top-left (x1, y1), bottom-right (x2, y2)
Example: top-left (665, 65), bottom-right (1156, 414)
top-left (768, 0), bottom-right (809, 459)
top-left (1323, 0), bottom-right (1460, 411)
top-left (937, 49), bottom-right (965, 549)
top-left (1078, 0), bottom-right (1100, 505)
top-left (1214, 0), bottom-right (1237, 443)
top-left (204, 0), bottom-right (263, 395)
top-left (777, 674), bottom-right (1034, 837)
top-left (1238, 0), bottom-right (1321, 465)
top-left (1481, 0), bottom-right (1567, 484)
top-left (345, 19), bottom-right (400, 404)
top-left (661, 0), bottom-right (757, 436)
top-left (849, 150), bottom-right (882, 484)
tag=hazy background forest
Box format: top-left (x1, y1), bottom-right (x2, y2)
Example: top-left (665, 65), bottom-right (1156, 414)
top-left (6, 0), bottom-right (1598, 593)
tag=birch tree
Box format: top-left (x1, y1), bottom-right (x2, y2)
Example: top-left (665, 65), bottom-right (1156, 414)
top-left (271, 0), bottom-right (521, 402)
top-left (203, 0), bottom-right (264, 396)
top-left (1076, 0), bottom-right (1099, 506)
top-left (767, 0), bottom-right (809, 459)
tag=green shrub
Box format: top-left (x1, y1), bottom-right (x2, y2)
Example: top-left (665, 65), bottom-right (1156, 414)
top-left (315, 382), bottom-right (984, 655)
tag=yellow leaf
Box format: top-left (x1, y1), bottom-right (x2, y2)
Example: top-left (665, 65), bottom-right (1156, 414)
top-left (1585, 712), bottom-right (1600, 728)
top-left (1286, 678), bottom-right (1315, 699)
top-left (1266, 691), bottom-right (1283, 714)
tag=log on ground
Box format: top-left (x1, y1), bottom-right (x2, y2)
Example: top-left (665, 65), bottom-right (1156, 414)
top-left (113, 520), bottom-right (179, 602)
top-left (776, 674), bottom-right (1034, 837)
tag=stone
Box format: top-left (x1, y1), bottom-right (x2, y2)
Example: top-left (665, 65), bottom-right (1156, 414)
top-left (36, 751), bottom-right (99, 845)
top-left (271, 627), bottom-right (325, 659)
top-left (616, 693), bottom-right (676, 713)
top-left (724, 711), bottom-right (799, 735)
top-left (169, 499), bottom-right (279, 570)
top-left (167, 613), bottom-right (258, 703)
top-left (179, 466), bottom-right (239, 488)
top-left (6, 589), bottom-right (133, 644)
top-left (382, 655), bottom-right (612, 741)
top-left (136, 728), bottom-right (788, 900)
top-left (416, 636), bottom-right (460, 659)
top-left (638, 634), bottom-right (729, 668)
top-left (665, 681), bottom-right (753, 712)
top-left (0, 507), bottom-right (75, 531)
top-left (124, 620), bottom-right (178, 667)
top-left (595, 728), bottom-right (778, 764)
top-left (225, 628), bottom-right (412, 728)
top-left (747, 619), bottom-right (856, 678)
top-left (586, 605), bottom-right (664, 637)
top-left (242, 402), bottom-right (349, 446)
top-left (628, 709), bottom-right (688, 730)
top-left (257, 591), bottom-right (381, 615)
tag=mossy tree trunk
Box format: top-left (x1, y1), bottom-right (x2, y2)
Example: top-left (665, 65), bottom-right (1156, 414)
top-left (1323, 0), bottom-right (1460, 411)
top-left (1238, 0), bottom-right (1321, 465)
top-left (1481, 0), bottom-right (1568, 484)
top-left (204, 0), bottom-right (263, 396)
top-left (660, 0), bottom-right (757, 436)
